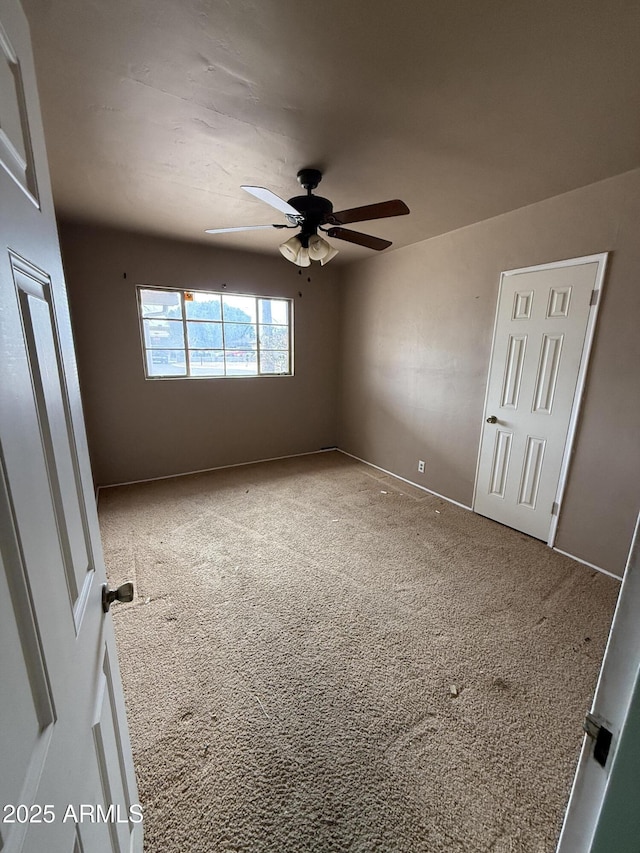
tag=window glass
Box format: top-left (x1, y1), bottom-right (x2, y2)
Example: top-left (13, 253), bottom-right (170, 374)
top-left (225, 350), bottom-right (258, 376)
top-left (225, 351), bottom-right (258, 376)
top-left (143, 319), bottom-right (184, 349)
top-left (186, 321), bottom-right (222, 349)
top-left (185, 292), bottom-right (221, 321)
top-left (260, 351), bottom-right (289, 374)
top-left (223, 294), bottom-right (256, 323)
top-left (259, 298), bottom-right (288, 325)
top-left (145, 350), bottom-right (187, 377)
top-left (141, 289), bottom-right (182, 319)
top-left (259, 324), bottom-right (288, 349)
top-left (138, 287), bottom-right (291, 379)
top-left (188, 351), bottom-right (225, 377)
top-left (224, 323), bottom-right (257, 350)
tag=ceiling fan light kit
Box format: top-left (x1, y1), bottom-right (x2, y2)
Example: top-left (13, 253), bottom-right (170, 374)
top-left (320, 244), bottom-right (339, 266)
top-left (279, 237), bottom-right (310, 267)
top-left (278, 234), bottom-right (304, 262)
top-left (307, 234), bottom-right (333, 261)
top-left (278, 231), bottom-right (337, 267)
top-left (206, 168), bottom-right (410, 266)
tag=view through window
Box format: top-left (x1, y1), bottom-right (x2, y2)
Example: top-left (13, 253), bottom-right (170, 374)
top-left (138, 287), bottom-right (292, 378)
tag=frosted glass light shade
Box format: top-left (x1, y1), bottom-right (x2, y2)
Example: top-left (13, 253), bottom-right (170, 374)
top-left (279, 235), bottom-right (302, 262)
top-left (296, 246), bottom-right (311, 267)
top-left (279, 233), bottom-right (336, 266)
top-left (320, 245), bottom-right (339, 265)
top-left (308, 234), bottom-right (330, 261)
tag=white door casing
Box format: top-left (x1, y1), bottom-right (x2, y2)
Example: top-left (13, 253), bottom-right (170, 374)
top-left (474, 255), bottom-right (607, 542)
top-left (557, 513), bottom-right (640, 852)
top-left (0, 1), bottom-right (141, 851)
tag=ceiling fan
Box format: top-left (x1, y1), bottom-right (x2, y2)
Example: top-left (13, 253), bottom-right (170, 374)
top-left (205, 168), bottom-right (410, 266)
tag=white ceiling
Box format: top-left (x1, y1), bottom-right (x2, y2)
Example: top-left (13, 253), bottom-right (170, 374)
top-left (23, 0), bottom-right (640, 263)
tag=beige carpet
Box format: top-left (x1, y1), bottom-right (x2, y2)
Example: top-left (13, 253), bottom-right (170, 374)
top-left (99, 451), bottom-right (619, 853)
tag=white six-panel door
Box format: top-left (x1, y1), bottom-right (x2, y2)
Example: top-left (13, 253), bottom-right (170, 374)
top-left (474, 255), bottom-right (607, 541)
top-left (0, 1), bottom-right (141, 851)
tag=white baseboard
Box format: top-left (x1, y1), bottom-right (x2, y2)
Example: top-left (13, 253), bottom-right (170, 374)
top-left (96, 448), bottom-right (336, 494)
top-left (553, 547), bottom-right (623, 582)
top-left (95, 447), bottom-right (625, 582)
top-left (337, 449), bottom-right (473, 511)
top-left (337, 450), bottom-right (624, 580)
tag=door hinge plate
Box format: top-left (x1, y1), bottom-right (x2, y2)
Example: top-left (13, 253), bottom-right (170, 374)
top-left (590, 289), bottom-right (600, 306)
top-left (551, 501), bottom-right (559, 516)
top-left (584, 712), bottom-right (613, 767)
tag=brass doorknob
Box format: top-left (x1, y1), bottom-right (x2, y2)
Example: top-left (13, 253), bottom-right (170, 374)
top-left (102, 582), bottom-right (134, 613)
top-left (486, 415), bottom-right (498, 424)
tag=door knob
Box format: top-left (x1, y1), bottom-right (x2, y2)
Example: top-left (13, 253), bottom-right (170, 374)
top-left (486, 415), bottom-right (498, 424)
top-left (102, 582), bottom-right (134, 613)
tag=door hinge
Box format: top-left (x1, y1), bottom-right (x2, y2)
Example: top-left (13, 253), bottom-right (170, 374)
top-left (590, 289), bottom-right (600, 306)
top-left (584, 712), bottom-right (613, 767)
top-left (551, 501), bottom-right (559, 516)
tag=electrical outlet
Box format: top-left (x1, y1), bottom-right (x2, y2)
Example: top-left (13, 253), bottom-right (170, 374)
top-left (418, 460), bottom-right (425, 473)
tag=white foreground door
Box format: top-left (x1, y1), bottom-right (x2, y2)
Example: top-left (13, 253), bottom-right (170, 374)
top-left (474, 255), bottom-right (607, 541)
top-left (557, 513), bottom-right (640, 852)
top-left (0, 1), bottom-right (141, 851)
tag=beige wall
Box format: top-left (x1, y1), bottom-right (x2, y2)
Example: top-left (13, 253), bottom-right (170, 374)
top-left (59, 222), bottom-right (340, 486)
top-left (338, 169), bottom-right (640, 576)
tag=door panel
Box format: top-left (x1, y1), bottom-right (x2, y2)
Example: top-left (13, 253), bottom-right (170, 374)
top-left (532, 333), bottom-right (563, 414)
top-left (0, 559), bottom-right (39, 797)
top-left (474, 257), bottom-right (606, 541)
top-left (13, 257), bottom-right (93, 621)
top-left (0, 13), bottom-right (38, 202)
top-left (489, 430), bottom-right (512, 498)
top-left (500, 334), bottom-right (526, 408)
top-left (0, 456), bottom-right (60, 853)
top-left (93, 651), bottom-right (138, 852)
top-left (517, 435), bottom-right (546, 509)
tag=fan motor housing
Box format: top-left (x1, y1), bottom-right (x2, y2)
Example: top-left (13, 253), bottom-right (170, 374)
top-left (287, 194), bottom-right (333, 238)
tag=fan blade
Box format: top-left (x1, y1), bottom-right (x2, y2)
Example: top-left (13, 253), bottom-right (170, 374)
top-left (328, 199), bottom-right (409, 226)
top-left (241, 186), bottom-right (301, 217)
top-left (326, 227), bottom-right (392, 251)
top-left (205, 224), bottom-right (282, 234)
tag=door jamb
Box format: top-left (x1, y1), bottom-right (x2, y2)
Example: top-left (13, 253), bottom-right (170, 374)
top-left (472, 253), bottom-right (609, 547)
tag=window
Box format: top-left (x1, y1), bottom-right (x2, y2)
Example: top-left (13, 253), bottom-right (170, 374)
top-left (138, 287), bottom-right (292, 379)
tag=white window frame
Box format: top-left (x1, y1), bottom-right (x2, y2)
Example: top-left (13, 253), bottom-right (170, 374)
top-left (136, 286), bottom-right (294, 380)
